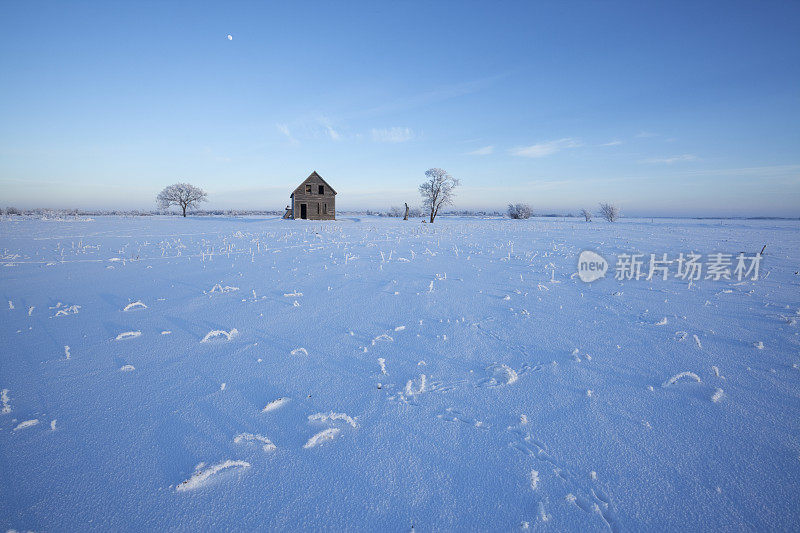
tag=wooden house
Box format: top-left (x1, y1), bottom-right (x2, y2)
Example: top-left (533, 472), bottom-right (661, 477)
top-left (285, 171), bottom-right (336, 220)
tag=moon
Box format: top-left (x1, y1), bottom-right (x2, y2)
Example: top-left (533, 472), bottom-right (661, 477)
top-left (226, 34), bottom-right (233, 41)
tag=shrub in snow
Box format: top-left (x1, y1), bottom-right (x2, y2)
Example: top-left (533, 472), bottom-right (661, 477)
top-left (507, 203), bottom-right (532, 219)
top-left (599, 202), bottom-right (620, 222)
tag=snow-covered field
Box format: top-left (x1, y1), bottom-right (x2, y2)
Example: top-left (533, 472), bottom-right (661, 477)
top-left (1, 215), bottom-right (799, 531)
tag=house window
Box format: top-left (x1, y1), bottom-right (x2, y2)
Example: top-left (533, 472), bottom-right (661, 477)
top-left (318, 185), bottom-right (324, 194)
top-left (323, 203), bottom-right (327, 214)
top-left (305, 184), bottom-right (312, 194)
top-left (317, 203), bottom-right (321, 214)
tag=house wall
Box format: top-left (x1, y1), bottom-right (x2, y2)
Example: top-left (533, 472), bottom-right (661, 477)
top-left (291, 174), bottom-right (336, 220)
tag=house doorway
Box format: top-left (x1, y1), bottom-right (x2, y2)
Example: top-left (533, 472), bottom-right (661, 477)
top-left (300, 204), bottom-right (307, 219)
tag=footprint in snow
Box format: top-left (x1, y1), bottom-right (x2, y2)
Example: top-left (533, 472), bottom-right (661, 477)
top-left (13, 419), bottom-right (39, 431)
top-left (233, 433), bottom-right (276, 452)
top-left (52, 304), bottom-right (81, 318)
top-left (200, 328), bottom-right (238, 343)
top-left (302, 411), bottom-right (357, 448)
top-left (303, 428), bottom-right (340, 449)
top-left (508, 424), bottom-right (617, 530)
top-left (262, 397), bottom-right (289, 413)
top-left (176, 460), bottom-right (251, 492)
top-left (371, 334), bottom-right (393, 345)
top-left (477, 363), bottom-right (539, 387)
top-left (122, 301), bottom-right (147, 312)
top-left (308, 411), bottom-right (357, 428)
top-left (662, 371), bottom-right (702, 387)
top-left (115, 331), bottom-right (141, 341)
top-left (208, 284), bottom-right (240, 294)
top-left (437, 408), bottom-right (490, 430)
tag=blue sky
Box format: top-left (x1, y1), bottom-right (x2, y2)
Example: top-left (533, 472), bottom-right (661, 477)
top-left (1, 1), bottom-right (799, 216)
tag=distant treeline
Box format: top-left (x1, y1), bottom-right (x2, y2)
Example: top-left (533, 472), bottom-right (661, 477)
top-left (2, 206), bottom-right (797, 220)
top-left (378, 207), bottom-right (569, 218)
top-left (1, 207), bottom-right (283, 217)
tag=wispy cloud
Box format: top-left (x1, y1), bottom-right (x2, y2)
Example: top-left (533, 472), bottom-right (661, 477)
top-left (276, 123), bottom-right (298, 145)
top-left (683, 164), bottom-right (800, 177)
top-left (510, 138), bottom-right (580, 158)
top-left (356, 73), bottom-right (507, 119)
top-left (467, 145), bottom-right (494, 155)
top-left (635, 131), bottom-right (658, 138)
top-left (325, 126), bottom-right (341, 141)
top-left (317, 116), bottom-right (342, 141)
top-left (642, 154), bottom-right (699, 164)
top-left (371, 127), bottom-right (414, 143)
top-left (601, 140), bottom-right (623, 147)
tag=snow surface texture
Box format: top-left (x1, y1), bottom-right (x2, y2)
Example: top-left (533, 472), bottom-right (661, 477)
top-left (1, 215), bottom-right (799, 530)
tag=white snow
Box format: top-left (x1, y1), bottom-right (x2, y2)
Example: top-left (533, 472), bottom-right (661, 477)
top-left (662, 371), bottom-right (702, 387)
top-left (209, 283), bottom-right (239, 294)
top-left (13, 419), bottom-right (39, 431)
top-left (712, 388), bottom-right (725, 403)
top-left (530, 469), bottom-right (539, 490)
top-left (1, 215), bottom-right (799, 530)
top-left (52, 304), bottom-right (80, 317)
top-left (1, 389), bottom-right (11, 414)
top-left (308, 411), bottom-right (357, 428)
top-left (200, 328), bottom-right (238, 342)
top-left (233, 433), bottom-right (276, 452)
top-left (262, 397), bottom-right (289, 413)
top-left (115, 330), bottom-right (141, 341)
top-left (175, 460), bottom-right (251, 492)
top-left (303, 427), bottom-right (341, 449)
top-left (123, 301), bottom-right (148, 312)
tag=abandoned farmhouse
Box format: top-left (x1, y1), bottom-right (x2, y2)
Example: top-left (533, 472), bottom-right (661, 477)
top-left (284, 171), bottom-right (336, 220)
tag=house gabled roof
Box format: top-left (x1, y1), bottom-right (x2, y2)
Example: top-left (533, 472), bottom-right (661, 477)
top-left (291, 171), bottom-right (337, 196)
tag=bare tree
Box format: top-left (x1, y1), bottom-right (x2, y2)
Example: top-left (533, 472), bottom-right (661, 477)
top-left (403, 202), bottom-right (409, 221)
top-left (419, 168), bottom-right (459, 223)
top-left (507, 203), bottom-right (532, 219)
top-left (599, 202), bottom-right (619, 222)
top-left (580, 208), bottom-right (592, 222)
top-left (157, 183), bottom-right (208, 217)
